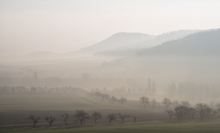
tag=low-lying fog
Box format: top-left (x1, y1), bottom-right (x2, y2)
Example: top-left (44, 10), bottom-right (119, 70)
top-left (1, 28), bottom-right (220, 112)
top-left (1, 52), bottom-right (220, 104)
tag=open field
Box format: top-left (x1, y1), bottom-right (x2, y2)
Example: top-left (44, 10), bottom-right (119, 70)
top-left (1, 121), bottom-right (220, 133)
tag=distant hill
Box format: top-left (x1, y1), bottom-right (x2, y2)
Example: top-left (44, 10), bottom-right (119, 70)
top-left (80, 32), bottom-right (154, 55)
top-left (139, 29), bottom-right (220, 56)
top-left (80, 30), bottom-right (199, 56)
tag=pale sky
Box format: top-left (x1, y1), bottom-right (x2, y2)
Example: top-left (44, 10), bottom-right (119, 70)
top-left (1, 0), bottom-right (220, 54)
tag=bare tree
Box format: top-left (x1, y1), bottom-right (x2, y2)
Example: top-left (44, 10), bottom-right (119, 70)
top-left (163, 98), bottom-right (172, 109)
top-left (74, 110), bottom-right (89, 126)
top-left (119, 97), bottom-right (127, 104)
top-left (140, 96), bottom-right (149, 108)
top-left (28, 115), bottom-right (40, 128)
top-left (174, 105), bottom-right (196, 120)
top-left (45, 115), bottom-right (56, 127)
top-left (196, 103), bottom-right (212, 120)
top-left (61, 113), bottom-right (69, 126)
top-left (188, 107), bottom-right (196, 119)
top-left (166, 110), bottom-right (175, 120)
top-left (91, 112), bottom-right (102, 125)
top-left (118, 113), bottom-right (130, 123)
top-left (175, 106), bottom-right (189, 120)
top-left (107, 114), bottom-right (117, 124)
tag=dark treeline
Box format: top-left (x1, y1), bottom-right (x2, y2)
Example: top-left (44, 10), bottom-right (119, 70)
top-left (166, 103), bottom-right (218, 121)
top-left (27, 110), bottom-right (135, 128)
top-left (25, 100), bottom-right (220, 129)
top-left (2, 86), bottom-right (220, 129)
top-left (26, 103), bottom-right (220, 129)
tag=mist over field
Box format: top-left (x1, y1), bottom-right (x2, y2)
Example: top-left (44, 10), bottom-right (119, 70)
top-left (1, 29), bottom-right (220, 104)
top-left (1, 0), bottom-right (220, 133)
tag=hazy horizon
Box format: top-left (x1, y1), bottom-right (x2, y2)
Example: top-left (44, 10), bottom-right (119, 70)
top-left (2, 1), bottom-right (220, 132)
top-left (1, 0), bottom-right (220, 55)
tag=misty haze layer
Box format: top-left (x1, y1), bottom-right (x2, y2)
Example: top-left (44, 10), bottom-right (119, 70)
top-left (1, 28), bottom-right (220, 106)
top-left (1, 0), bottom-right (220, 113)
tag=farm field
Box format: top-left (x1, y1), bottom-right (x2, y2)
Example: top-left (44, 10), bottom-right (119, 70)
top-left (1, 121), bottom-right (220, 133)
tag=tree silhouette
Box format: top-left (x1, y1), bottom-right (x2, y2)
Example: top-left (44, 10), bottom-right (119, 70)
top-left (45, 115), bottom-right (56, 127)
top-left (140, 96), bottom-right (149, 108)
top-left (174, 105), bottom-right (196, 120)
top-left (166, 110), bottom-right (175, 120)
top-left (74, 110), bottom-right (89, 126)
top-left (107, 113), bottom-right (117, 124)
top-left (61, 113), bottom-right (69, 126)
top-left (118, 113), bottom-right (130, 123)
top-left (28, 115), bottom-right (40, 128)
top-left (163, 98), bottom-right (172, 109)
top-left (119, 97), bottom-right (127, 104)
top-left (91, 112), bottom-right (102, 124)
top-left (196, 103), bottom-right (212, 120)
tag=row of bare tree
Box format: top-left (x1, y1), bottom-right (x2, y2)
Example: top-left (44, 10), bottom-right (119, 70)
top-left (28, 110), bottom-right (136, 128)
top-left (93, 92), bottom-right (127, 104)
top-left (166, 103), bottom-right (219, 121)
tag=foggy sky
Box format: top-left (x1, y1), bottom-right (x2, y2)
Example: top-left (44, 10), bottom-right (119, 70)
top-left (1, 0), bottom-right (220, 54)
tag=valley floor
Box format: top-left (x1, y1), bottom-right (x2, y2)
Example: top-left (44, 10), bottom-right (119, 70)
top-left (1, 121), bottom-right (220, 133)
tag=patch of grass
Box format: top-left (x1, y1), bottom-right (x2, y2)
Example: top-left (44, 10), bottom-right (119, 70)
top-left (1, 121), bottom-right (220, 133)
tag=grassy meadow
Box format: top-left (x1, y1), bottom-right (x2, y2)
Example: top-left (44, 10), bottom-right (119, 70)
top-left (1, 121), bottom-right (220, 133)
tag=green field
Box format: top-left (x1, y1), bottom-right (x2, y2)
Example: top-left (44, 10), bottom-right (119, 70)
top-left (2, 121), bottom-right (220, 133)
